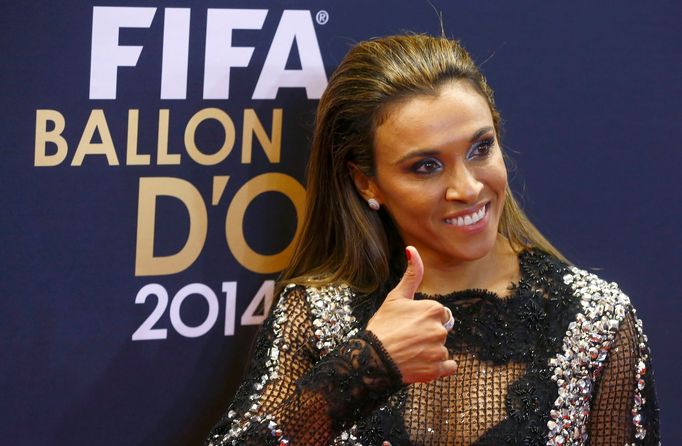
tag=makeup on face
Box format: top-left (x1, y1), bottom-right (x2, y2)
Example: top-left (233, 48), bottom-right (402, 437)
top-left (369, 81), bottom-right (508, 267)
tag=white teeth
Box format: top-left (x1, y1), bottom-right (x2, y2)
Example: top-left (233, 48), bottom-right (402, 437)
top-left (474, 207), bottom-right (484, 222)
top-left (445, 205), bottom-right (487, 227)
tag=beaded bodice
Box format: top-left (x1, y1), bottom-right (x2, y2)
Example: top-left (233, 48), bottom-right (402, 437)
top-left (206, 249), bottom-right (660, 446)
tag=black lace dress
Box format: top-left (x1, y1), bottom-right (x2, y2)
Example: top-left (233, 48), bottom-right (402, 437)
top-left (205, 249), bottom-right (660, 445)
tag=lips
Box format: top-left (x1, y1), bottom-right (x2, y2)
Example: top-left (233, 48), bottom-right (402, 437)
top-left (444, 203), bottom-right (489, 227)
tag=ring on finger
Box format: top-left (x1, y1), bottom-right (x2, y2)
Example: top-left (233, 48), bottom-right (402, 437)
top-left (443, 307), bottom-right (455, 331)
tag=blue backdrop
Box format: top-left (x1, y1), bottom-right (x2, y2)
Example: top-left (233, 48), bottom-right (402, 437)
top-left (1, 1), bottom-right (679, 444)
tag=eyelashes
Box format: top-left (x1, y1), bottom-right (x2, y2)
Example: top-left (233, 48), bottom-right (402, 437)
top-left (409, 137), bottom-right (496, 174)
top-left (412, 158), bottom-right (443, 174)
top-left (467, 137), bottom-right (496, 160)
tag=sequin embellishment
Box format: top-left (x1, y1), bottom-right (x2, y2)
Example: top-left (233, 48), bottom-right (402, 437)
top-left (305, 284), bottom-right (359, 356)
top-left (305, 285), bottom-right (366, 445)
top-left (208, 284), bottom-right (302, 445)
top-left (547, 267), bottom-right (649, 445)
top-left (206, 250), bottom-right (660, 446)
top-left (631, 312), bottom-right (651, 442)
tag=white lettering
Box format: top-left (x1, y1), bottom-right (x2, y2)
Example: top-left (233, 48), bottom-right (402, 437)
top-left (203, 9), bottom-right (267, 99)
top-left (89, 8), bottom-right (328, 100)
top-left (169, 283), bottom-right (219, 338)
top-left (253, 10), bottom-right (327, 99)
top-left (89, 6), bottom-right (156, 99)
top-left (160, 8), bottom-right (191, 99)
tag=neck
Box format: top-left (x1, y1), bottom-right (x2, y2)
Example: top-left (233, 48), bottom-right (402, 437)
top-left (417, 236), bottom-right (520, 296)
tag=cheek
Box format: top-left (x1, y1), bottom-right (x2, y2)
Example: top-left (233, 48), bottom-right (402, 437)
top-left (486, 155), bottom-right (508, 195)
top-left (374, 179), bottom-right (441, 228)
top-left (496, 166), bottom-right (508, 194)
top-left (490, 162), bottom-right (508, 217)
top-left (373, 172), bottom-right (428, 206)
top-left (381, 185), bottom-right (436, 216)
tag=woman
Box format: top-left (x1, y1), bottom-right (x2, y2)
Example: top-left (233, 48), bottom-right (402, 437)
top-left (205, 34), bottom-right (660, 446)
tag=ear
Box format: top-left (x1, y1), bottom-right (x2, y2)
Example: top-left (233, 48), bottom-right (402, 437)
top-left (348, 162), bottom-right (380, 202)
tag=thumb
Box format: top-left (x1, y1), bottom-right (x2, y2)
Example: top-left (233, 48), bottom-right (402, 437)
top-left (391, 246), bottom-right (424, 300)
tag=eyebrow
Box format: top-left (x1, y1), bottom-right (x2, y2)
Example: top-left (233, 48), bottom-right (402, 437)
top-left (470, 126), bottom-right (495, 143)
top-left (394, 149), bottom-right (441, 165)
top-left (394, 126), bottom-right (495, 165)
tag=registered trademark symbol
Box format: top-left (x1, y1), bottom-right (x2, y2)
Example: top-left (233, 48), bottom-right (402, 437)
top-left (316, 10), bottom-right (329, 25)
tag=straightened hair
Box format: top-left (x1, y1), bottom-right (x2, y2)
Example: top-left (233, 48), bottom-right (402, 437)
top-left (277, 34), bottom-right (567, 296)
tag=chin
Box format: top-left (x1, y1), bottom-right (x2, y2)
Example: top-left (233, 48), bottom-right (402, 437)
top-left (451, 234), bottom-right (499, 262)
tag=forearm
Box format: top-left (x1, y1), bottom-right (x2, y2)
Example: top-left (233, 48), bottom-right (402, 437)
top-left (208, 330), bottom-right (403, 446)
top-left (588, 308), bottom-right (660, 445)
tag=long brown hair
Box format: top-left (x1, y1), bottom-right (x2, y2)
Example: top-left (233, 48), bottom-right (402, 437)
top-left (278, 34), bottom-right (566, 295)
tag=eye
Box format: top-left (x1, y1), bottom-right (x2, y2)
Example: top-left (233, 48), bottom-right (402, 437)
top-left (467, 137), bottom-right (496, 160)
top-left (411, 158), bottom-right (443, 174)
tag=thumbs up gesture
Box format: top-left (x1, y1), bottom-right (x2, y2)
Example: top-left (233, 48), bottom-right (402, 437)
top-left (366, 246), bottom-right (458, 384)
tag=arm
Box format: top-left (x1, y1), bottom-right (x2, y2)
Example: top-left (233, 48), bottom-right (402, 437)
top-left (205, 285), bottom-right (403, 446)
top-left (588, 307), bottom-right (661, 445)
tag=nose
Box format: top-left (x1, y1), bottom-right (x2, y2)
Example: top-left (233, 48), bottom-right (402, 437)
top-left (444, 163), bottom-right (483, 202)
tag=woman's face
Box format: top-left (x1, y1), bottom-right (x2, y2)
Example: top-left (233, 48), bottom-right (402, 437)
top-left (360, 80), bottom-right (507, 268)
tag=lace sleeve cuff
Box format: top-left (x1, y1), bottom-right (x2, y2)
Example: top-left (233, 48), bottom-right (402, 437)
top-left (297, 329), bottom-right (404, 431)
top-left (361, 329), bottom-right (403, 384)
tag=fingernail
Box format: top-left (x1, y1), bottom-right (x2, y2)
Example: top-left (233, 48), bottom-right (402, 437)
top-left (405, 248), bottom-right (411, 261)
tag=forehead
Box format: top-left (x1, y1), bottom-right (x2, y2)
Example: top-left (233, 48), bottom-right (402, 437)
top-left (373, 80), bottom-right (494, 156)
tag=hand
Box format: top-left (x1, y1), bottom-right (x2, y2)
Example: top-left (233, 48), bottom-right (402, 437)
top-left (366, 246), bottom-right (457, 384)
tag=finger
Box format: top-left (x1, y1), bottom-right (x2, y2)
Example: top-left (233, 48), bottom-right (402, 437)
top-left (441, 306), bottom-right (453, 325)
top-left (391, 246), bottom-right (424, 300)
top-left (441, 307), bottom-right (455, 333)
top-left (425, 345), bottom-right (449, 361)
top-left (439, 359), bottom-right (457, 377)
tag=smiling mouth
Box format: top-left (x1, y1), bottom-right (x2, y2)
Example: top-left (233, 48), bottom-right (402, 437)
top-left (444, 203), bottom-right (488, 227)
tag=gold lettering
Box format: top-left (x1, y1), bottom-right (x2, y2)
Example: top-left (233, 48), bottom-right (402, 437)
top-left (185, 108), bottom-right (235, 166)
top-left (71, 109), bottom-right (119, 166)
top-left (241, 108), bottom-right (282, 164)
top-left (157, 109), bottom-right (180, 165)
top-left (226, 173), bottom-right (305, 273)
top-left (135, 177), bottom-right (207, 276)
top-left (126, 109), bottom-right (150, 165)
top-left (212, 176), bottom-right (230, 206)
top-left (35, 109), bottom-right (68, 167)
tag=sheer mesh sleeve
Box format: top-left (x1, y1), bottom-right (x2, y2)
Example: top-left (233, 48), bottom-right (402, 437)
top-left (588, 308), bottom-right (661, 445)
top-left (205, 285), bottom-right (403, 446)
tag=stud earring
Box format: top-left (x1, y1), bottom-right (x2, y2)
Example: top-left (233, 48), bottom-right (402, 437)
top-left (367, 198), bottom-right (380, 210)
